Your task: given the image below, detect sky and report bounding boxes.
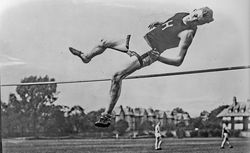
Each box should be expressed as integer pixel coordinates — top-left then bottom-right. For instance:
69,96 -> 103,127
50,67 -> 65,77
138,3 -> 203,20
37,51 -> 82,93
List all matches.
0,0 -> 249,117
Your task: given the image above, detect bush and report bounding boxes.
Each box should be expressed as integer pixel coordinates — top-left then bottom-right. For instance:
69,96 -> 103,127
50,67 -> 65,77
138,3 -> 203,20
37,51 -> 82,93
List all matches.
208,128 -> 221,137
230,130 -> 241,137
165,131 -> 174,137
190,130 -> 198,137
176,128 -> 185,138
199,130 -> 209,137
114,120 -> 129,136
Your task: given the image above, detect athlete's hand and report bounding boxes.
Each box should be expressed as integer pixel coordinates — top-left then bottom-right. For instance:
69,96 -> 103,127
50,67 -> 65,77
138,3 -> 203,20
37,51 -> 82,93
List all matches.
150,49 -> 160,60
148,21 -> 161,29
126,50 -> 136,57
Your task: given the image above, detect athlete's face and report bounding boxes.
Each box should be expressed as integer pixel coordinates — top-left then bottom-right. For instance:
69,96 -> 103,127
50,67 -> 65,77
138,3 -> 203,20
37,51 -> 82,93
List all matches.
184,9 -> 205,25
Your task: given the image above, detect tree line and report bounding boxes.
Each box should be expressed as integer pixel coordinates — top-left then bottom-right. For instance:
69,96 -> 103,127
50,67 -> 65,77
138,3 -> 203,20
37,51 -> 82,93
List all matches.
1,75 -> 230,138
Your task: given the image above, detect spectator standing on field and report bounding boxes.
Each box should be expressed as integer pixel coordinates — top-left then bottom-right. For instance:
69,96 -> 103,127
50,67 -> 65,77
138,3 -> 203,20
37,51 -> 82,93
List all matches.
220,122 -> 233,149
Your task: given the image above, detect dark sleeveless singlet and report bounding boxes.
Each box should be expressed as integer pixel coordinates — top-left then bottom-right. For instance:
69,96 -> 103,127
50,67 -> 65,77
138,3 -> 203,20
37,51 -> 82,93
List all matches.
144,12 -> 197,53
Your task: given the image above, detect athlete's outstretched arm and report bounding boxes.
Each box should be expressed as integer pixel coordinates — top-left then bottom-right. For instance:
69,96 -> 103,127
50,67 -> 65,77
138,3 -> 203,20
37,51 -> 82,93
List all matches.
157,30 -> 195,66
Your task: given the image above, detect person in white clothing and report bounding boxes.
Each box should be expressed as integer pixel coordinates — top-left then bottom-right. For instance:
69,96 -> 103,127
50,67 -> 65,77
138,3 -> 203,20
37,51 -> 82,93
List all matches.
155,122 -> 162,150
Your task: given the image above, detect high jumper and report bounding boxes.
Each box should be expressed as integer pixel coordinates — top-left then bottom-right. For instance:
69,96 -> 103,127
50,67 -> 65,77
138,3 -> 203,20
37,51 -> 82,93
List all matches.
69,7 -> 214,127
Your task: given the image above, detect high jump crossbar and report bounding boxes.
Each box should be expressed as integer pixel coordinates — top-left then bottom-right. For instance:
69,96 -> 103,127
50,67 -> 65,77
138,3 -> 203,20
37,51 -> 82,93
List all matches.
1,65 -> 250,87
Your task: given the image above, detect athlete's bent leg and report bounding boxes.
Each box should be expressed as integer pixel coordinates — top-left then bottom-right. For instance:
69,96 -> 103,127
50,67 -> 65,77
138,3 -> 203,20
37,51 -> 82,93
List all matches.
69,35 -> 131,63
95,58 -> 142,127
106,59 -> 142,114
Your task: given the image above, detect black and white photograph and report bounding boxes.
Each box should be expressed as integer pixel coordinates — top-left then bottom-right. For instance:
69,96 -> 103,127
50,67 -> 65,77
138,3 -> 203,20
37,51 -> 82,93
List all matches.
0,0 -> 249,152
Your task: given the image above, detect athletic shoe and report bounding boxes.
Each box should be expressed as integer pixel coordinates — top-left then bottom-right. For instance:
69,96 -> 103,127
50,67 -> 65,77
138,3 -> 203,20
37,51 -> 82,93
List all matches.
220,147 -> 224,149
95,113 -> 112,127
156,148 -> 162,150
229,145 -> 233,148
69,47 -> 90,63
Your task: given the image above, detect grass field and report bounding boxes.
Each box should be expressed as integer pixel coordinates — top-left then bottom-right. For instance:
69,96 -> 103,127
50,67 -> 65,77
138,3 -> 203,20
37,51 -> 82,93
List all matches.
3,137 -> 250,153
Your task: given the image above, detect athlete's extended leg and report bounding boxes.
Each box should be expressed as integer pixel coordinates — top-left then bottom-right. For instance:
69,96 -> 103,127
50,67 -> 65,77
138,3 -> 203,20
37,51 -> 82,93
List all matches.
95,57 -> 142,127
69,35 -> 131,63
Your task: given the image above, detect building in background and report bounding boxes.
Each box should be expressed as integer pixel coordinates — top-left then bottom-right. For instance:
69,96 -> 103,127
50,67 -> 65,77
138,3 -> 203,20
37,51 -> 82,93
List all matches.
217,97 -> 250,132
113,105 -> 190,131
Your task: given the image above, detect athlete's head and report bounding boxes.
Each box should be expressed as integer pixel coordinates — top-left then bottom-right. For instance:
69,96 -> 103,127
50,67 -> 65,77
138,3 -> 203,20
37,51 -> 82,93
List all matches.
184,7 -> 214,26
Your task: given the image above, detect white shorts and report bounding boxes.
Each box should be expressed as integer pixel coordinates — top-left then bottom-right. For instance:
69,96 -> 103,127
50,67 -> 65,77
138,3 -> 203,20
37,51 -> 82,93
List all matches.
155,133 -> 161,138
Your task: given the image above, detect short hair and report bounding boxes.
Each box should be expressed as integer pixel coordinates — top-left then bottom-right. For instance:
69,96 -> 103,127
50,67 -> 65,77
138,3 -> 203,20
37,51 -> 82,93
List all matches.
197,7 -> 214,24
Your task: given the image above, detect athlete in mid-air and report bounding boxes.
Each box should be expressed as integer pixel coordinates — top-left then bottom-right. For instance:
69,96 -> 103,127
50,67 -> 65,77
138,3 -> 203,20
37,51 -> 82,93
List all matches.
69,7 -> 214,127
